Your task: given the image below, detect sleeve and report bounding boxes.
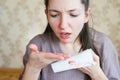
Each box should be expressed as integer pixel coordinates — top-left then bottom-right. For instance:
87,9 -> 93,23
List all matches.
101,36 -> 120,80
19,35 -> 43,80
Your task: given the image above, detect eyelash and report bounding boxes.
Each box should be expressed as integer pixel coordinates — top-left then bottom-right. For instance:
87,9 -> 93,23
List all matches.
50,14 -> 59,18
70,14 -> 79,17
50,14 -> 79,18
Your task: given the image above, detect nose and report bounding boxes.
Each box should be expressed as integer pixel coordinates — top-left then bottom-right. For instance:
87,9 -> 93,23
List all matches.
59,15 -> 68,30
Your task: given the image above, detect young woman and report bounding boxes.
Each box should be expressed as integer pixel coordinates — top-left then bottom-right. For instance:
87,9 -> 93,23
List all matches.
19,0 -> 120,80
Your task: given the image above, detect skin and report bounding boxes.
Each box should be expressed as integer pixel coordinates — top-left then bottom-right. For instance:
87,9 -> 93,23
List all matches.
46,0 -> 90,44
22,0 -> 108,80
22,44 -> 69,80
45,0 -> 90,55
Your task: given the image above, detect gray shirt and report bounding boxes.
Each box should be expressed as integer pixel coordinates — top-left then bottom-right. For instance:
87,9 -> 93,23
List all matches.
19,30 -> 120,80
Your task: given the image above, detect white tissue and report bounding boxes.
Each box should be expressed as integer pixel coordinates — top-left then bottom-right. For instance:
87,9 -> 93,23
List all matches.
51,49 -> 95,73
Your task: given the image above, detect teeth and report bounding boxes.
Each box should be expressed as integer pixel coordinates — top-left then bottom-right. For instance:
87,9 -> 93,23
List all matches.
64,33 -> 68,35
63,33 -> 70,35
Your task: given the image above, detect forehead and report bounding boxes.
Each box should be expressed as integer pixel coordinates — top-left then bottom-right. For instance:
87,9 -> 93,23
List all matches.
48,0 -> 84,11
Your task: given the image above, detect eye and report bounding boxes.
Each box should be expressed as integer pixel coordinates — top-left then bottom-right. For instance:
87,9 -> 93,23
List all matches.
70,14 -> 79,17
50,14 -> 59,18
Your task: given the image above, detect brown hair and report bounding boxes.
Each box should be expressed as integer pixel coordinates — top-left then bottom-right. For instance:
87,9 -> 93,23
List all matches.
44,0 -> 101,80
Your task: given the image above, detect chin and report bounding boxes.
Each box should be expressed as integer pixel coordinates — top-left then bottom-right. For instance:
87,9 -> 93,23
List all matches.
60,39 -> 73,44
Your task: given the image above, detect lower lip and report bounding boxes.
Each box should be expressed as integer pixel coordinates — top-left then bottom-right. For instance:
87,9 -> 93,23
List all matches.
60,33 -> 71,39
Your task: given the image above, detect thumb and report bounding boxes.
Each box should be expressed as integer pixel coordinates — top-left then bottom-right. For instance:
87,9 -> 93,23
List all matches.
91,50 -> 100,65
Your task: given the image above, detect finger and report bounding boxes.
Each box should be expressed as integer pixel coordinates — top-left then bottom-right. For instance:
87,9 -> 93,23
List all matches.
91,50 -> 99,64
77,67 -> 87,73
29,44 -> 39,53
79,66 -> 91,73
43,52 -> 65,60
54,53 -> 70,58
91,50 -> 99,59
62,54 -> 70,58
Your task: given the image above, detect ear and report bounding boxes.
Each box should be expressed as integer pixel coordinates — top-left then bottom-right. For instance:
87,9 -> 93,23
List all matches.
45,9 -> 48,15
84,8 -> 91,23
45,9 -> 49,20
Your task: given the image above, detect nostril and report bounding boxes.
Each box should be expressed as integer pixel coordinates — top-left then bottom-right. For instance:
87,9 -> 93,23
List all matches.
59,22 -> 68,29
59,16 -> 68,29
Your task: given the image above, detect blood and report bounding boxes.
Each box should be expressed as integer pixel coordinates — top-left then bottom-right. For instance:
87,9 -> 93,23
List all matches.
68,60 -> 76,65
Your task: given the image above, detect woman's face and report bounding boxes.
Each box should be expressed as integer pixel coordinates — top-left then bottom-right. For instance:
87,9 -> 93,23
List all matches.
46,0 -> 90,44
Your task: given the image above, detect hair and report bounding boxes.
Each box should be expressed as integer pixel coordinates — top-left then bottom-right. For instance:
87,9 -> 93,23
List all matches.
44,0 -> 101,80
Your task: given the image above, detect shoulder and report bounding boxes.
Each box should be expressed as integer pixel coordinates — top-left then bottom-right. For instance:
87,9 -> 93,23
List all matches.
90,29 -> 112,46
28,33 -> 58,50
90,29 -> 117,57
91,29 -> 119,61
26,33 -> 51,50
29,33 -> 51,43
91,30 -> 120,78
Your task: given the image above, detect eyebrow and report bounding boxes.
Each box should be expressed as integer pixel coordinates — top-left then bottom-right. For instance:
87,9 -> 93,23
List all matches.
68,9 -> 77,12
48,9 -> 59,12
48,9 -> 79,12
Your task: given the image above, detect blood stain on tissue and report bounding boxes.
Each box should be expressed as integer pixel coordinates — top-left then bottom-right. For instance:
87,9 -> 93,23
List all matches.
68,60 -> 76,65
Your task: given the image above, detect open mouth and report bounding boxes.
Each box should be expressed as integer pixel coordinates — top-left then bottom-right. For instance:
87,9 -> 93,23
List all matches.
60,32 -> 71,39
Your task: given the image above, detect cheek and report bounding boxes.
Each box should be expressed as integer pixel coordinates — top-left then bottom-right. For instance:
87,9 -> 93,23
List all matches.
71,19 -> 84,30
70,19 -> 85,36
71,15 -> 85,28
48,19 -> 59,31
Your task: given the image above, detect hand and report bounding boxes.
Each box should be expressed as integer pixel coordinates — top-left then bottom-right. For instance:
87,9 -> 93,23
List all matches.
78,50 -> 108,80
27,44 -> 69,69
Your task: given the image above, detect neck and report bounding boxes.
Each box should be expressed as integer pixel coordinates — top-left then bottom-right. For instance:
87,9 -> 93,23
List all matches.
60,39 -> 81,55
